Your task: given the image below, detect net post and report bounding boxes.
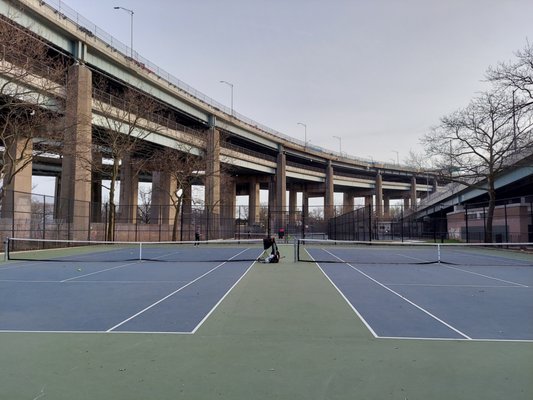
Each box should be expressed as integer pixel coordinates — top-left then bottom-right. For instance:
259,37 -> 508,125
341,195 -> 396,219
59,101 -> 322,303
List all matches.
437,243 -> 441,264
293,237 -> 297,262
139,242 -> 143,261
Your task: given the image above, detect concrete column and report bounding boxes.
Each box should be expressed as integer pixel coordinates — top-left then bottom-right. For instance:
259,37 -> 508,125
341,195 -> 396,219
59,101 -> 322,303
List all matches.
1,136 -> 33,232
205,122 -> 220,239
220,174 -> 236,238
404,197 -> 410,210
151,171 -> 172,225
365,195 -> 373,208
343,191 -> 354,214
181,184 -> 192,240
268,177 -> 276,235
375,173 -> 383,217
302,190 -> 309,238
275,144 -> 287,229
91,151 -> 102,223
118,154 -> 138,223
289,189 -> 298,230
325,160 -> 334,220
248,179 -> 260,226
384,196 -> 390,217
59,64 -> 92,239
410,176 -> 417,209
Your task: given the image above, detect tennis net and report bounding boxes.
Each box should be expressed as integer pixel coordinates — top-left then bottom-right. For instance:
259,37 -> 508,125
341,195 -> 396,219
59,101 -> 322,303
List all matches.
5,237 -> 269,263
296,238 -> 533,266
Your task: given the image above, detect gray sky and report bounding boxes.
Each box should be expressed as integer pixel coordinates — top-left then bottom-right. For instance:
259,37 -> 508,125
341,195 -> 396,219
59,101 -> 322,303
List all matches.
55,0 -> 532,164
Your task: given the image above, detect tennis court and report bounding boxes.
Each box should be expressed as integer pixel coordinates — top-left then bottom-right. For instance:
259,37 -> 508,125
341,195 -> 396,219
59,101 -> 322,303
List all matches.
1,239 -> 532,400
301,239 -> 533,341
0,240 -> 264,333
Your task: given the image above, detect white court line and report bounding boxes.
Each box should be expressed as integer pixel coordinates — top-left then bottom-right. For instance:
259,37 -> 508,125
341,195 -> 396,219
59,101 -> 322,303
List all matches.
323,249 -> 472,340
191,251 -> 262,334
443,265 -> 529,288
376,335 -> 533,343
385,283 -> 525,288
316,262 -> 379,338
0,279 -> 190,284
305,248 -> 378,338
60,261 -> 142,282
106,248 -> 250,332
0,260 -> 48,270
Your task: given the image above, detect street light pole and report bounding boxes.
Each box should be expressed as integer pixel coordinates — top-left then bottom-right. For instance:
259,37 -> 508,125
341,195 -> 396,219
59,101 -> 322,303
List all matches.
333,135 -> 342,155
297,122 -> 307,147
114,6 -> 134,58
219,80 -> 234,116
392,150 -> 399,165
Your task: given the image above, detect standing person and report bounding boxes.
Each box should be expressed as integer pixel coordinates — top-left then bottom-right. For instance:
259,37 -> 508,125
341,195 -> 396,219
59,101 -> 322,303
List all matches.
278,227 -> 285,242
194,230 -> 201,246
262,236 -> 280,263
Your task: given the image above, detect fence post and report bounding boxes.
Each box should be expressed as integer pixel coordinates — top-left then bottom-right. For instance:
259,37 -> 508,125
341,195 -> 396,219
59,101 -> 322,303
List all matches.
465,203 -> 469,243
368,204 -> 372,242
504,203 -> 509,242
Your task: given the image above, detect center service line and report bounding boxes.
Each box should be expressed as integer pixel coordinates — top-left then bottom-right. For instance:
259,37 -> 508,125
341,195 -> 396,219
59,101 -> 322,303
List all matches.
106,248 -> 250,332
324,250 -> 472,340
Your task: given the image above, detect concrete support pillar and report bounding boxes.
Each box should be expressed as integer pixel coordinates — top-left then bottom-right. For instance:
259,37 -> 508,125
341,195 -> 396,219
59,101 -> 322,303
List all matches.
302,190 -> 309,238
268,177 -> 276,235
404,197 -> 410,210
410,176 -> 417,209
343,191 -> 354,214
275,144 -> 287,229
1,136 -> 33,232
365,195 -> 373,208
384,196 -> 390,217
59,64 -> 93,239
90,150 -> 102,223
181,184 -> 192,241
151,171 -> 172,225
118,154 -> 138,223
325,160 -> 334,220
375,173 -> 383,217
205,122 -> 220,239
248,179 -> 260,226
289,189 -> 298,230
220,174 -> 236,238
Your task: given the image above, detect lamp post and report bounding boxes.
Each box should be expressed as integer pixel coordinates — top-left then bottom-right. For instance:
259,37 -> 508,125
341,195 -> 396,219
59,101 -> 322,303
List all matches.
176,188 -> 184,241
333,135 -> 342,155
297,122 -> 307,147
391,150 -> 399,165
219,80 -> 234,116
113,6 -> 134,58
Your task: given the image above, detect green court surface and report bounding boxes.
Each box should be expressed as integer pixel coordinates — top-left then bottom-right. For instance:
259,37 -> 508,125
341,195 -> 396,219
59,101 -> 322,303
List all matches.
1,246 -> 532,400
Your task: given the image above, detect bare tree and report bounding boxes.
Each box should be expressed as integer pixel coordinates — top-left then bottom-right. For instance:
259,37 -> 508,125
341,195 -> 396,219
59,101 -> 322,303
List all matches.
150,129 -> 235,241
90,80 -> 164,240
487,42 -> 533,108
151,144 -> 205,241
403,149 -> 434,170
423,89 -> 533,242
0,15 -> 67,205
137,184 -> 151,223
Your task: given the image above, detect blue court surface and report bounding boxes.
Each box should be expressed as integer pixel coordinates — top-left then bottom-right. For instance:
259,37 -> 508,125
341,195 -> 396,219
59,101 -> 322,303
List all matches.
313,252 -> 533,341
0,247 -> 262,333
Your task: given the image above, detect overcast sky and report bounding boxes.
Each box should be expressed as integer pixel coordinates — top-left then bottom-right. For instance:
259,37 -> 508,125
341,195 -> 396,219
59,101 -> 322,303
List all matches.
51,0 -> 532,165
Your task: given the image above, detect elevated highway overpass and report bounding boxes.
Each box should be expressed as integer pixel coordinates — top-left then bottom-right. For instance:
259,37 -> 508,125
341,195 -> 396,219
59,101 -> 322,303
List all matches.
1,0 -> 440,239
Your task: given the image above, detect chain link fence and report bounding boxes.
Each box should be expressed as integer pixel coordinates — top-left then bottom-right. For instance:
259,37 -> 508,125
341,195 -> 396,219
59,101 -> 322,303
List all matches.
1,190 -> 531,244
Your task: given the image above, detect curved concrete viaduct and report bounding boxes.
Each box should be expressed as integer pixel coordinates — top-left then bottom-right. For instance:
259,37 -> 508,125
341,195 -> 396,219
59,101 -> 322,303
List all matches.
0,0 -> 437,239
